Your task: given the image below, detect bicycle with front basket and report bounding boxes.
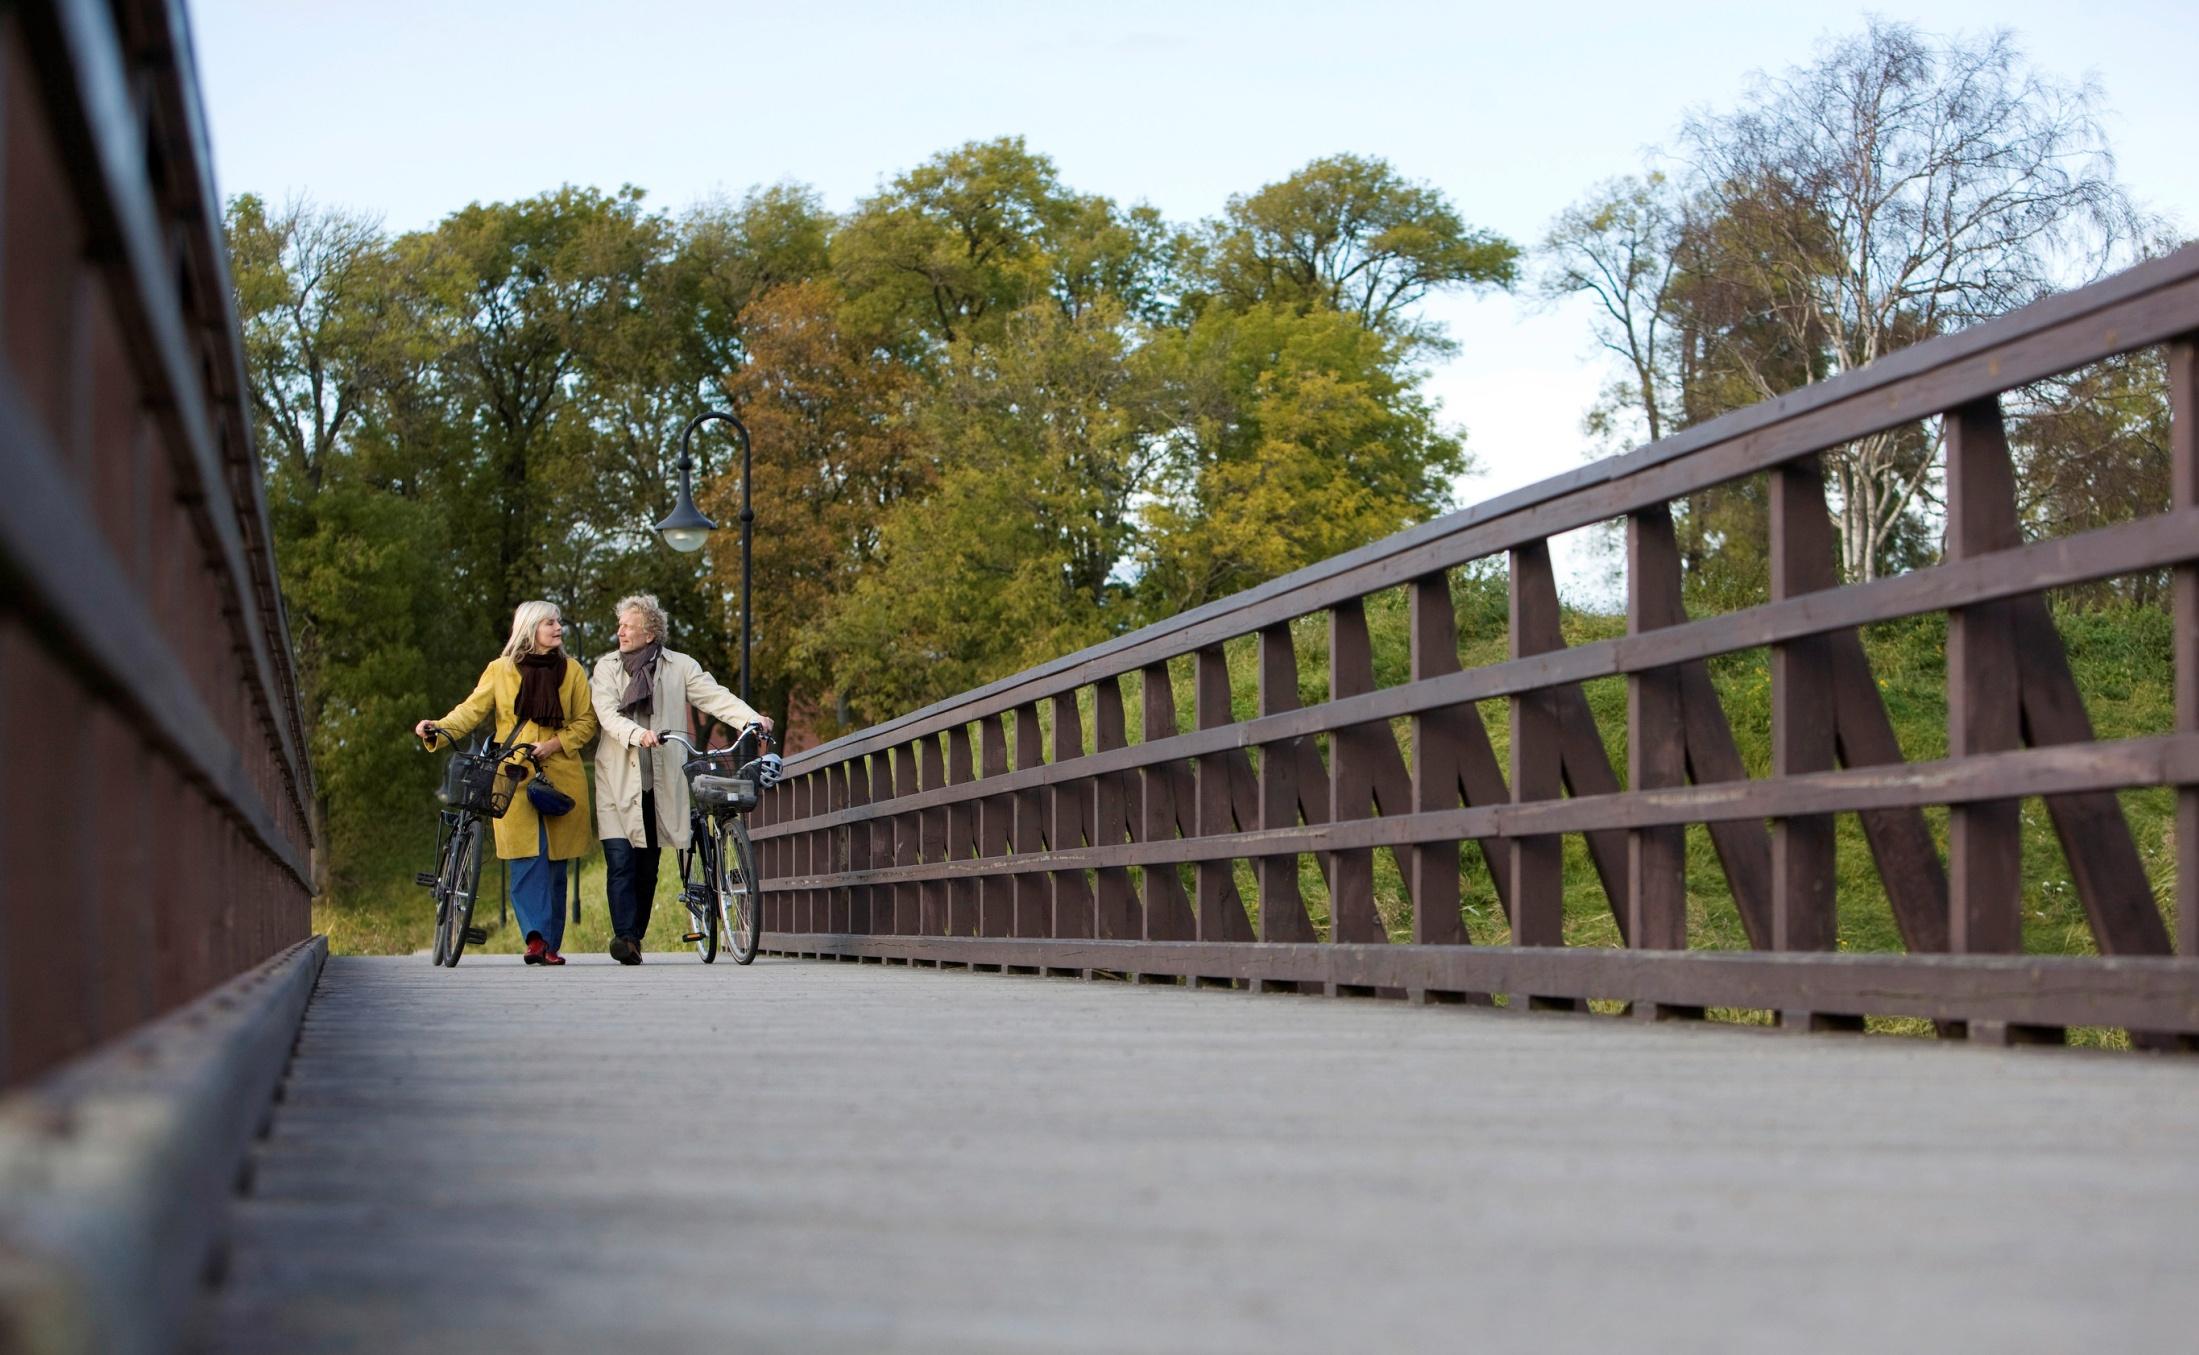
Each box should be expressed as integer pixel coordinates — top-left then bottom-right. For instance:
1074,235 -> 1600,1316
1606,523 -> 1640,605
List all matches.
415,723 -> 537,967
655,725 -> 780,963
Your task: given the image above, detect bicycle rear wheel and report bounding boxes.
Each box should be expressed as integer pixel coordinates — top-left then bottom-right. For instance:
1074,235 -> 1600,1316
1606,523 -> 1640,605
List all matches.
689,829 -> 720,963
718,818 -> 762,964
442,821 -> 484,967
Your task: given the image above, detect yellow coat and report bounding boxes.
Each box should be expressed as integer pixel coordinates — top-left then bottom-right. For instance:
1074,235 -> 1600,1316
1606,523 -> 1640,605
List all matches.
434,656 -> 598,861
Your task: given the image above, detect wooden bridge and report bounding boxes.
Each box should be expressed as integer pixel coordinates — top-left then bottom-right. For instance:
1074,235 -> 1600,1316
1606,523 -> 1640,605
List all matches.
2,1 -> 2197,1352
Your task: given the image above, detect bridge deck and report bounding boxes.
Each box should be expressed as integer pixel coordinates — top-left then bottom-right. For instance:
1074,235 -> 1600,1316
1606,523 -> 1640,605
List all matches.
195,954 -> 2197,1353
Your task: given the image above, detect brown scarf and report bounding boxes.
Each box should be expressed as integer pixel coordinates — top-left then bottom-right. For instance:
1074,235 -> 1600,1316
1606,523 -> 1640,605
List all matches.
619,640 -> 663,716
515,651 -> 566,729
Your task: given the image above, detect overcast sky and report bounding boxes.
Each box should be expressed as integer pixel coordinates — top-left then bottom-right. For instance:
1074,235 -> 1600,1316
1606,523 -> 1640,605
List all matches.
192,0 -> 2198,591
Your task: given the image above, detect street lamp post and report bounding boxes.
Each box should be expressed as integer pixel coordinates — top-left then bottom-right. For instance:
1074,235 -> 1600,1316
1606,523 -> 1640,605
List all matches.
655,409 -> 754,705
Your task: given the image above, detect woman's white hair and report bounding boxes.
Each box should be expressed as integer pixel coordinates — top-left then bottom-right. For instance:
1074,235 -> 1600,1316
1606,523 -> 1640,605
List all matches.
500,599 -> 563,661
614,593 -> 670,644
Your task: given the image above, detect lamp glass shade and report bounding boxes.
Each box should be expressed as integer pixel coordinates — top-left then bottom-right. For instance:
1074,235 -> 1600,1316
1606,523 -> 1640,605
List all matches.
655,488 -> 716,553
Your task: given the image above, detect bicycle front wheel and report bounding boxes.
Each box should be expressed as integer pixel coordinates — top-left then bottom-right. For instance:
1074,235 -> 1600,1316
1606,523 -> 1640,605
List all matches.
689,829 -> 720,964
718,818 -> 762,964
442,822 -> 484,967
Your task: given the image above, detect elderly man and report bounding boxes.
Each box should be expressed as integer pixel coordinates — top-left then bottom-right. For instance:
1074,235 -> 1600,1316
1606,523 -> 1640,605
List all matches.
591,593 -> 769,964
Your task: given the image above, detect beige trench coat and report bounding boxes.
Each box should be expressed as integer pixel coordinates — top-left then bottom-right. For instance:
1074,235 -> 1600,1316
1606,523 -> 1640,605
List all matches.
591,648 -> 763,850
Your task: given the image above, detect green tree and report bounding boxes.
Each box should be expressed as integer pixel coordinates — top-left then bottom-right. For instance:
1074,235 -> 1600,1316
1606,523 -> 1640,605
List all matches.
1193,153 -> 1518,353
1137,303 -> 1469,614
804,300 -> 1153,720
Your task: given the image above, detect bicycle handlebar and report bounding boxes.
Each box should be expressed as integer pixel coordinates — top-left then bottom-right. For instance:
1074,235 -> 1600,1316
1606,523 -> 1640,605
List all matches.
418,723 -> 542,765
654,723 -> 772,757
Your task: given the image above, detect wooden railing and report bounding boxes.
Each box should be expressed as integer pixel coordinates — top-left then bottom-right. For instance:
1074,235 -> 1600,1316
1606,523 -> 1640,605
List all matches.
0,0 -> 315,1086
749,244 -> 2199,1048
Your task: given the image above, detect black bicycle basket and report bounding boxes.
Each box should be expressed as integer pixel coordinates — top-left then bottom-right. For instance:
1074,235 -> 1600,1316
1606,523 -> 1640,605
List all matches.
439,749 -> 520,818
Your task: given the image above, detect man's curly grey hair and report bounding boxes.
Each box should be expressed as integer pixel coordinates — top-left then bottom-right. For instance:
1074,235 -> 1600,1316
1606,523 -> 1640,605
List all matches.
613,593 -> 670,643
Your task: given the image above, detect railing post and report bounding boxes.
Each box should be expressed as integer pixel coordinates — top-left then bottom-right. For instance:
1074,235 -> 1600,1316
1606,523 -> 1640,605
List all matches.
1407,576 -> 1469,948
867,750 -> 893,935
1626,508 -> 1688,955
919,736 -> 947,936
946,725 -> 978,936
1194,646 -> 1254,942
1257,624 -> 1318,944
1508,542 -> 1565,950
1050,691 -> 1095,938
1768,460 -> 1839,956
1091,677 -> 1140,939
977,715 -> 1014,937
893,742 -> 921,935
844,755 -> 871,934
1011,704 -> 1048,937
2172,338 -> 2199,962
1945,401 -> 2025,960
1139,664 -> 1197,941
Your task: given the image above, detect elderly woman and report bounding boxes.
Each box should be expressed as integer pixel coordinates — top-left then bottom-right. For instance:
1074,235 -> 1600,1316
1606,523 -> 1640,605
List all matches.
590,593 -> 768,964
414,600 -> 597,965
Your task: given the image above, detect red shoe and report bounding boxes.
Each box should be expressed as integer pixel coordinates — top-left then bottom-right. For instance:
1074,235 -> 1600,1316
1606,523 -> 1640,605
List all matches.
540,949 -> 566,966
524,935 -> 546,965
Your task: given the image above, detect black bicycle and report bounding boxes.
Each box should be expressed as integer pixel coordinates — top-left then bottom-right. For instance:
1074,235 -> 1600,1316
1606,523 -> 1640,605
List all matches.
656,725 -> 779,964
416,724 -> 534,967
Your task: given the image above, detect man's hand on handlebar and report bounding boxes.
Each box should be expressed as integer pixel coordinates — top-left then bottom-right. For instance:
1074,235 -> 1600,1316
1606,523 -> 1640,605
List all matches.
635,729 -> 662,748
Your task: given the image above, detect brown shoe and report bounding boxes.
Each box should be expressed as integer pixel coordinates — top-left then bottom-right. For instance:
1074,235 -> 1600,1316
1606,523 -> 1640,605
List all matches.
540,949 -> 566,966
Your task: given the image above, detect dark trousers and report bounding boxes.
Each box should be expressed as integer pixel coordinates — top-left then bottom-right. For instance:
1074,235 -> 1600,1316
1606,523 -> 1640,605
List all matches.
603,790 -> 661,941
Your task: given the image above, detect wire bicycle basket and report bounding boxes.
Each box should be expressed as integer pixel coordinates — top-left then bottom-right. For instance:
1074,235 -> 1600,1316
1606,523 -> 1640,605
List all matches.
439,748 -> 522,819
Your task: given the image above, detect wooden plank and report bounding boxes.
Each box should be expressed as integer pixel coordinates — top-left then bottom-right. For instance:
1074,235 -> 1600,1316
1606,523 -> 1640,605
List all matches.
823,765 -> 848,933
977,717 -> 1013,937
1011,706 -> 1048,938
2007,599 -> 2173,956
894,741 -> 923,936
761,734 -> 2199,889
1508,543 -> 1565,948
1049,692 -> 1095,939
754,936 -> 2199,1034
868,752 -> 894,933
1137,665 -> 1196,941
844,755 -> 872,934
918,735 -> 948,936
1944,401 -> 2035,1047
1627,509 -> 1688,952
1194,647 -> 1254,942
1256,625 -> 1318,943
946,725 -> 979,937
2174,338 -> 2199,961
1407,578 -> 1469,947
1090,678 -> 1139,940
1770,459 -> 1838,952
1327,600 -> 1399,945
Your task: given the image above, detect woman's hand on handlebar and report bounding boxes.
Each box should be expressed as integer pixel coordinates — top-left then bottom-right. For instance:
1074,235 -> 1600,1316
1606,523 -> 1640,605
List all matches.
532,737 -> 563,760
634,729 -> 662,748
414,719 -> 440,747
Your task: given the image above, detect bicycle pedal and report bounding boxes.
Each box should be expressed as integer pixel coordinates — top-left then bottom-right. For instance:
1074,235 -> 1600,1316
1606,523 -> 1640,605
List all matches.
462,927 -> 489,945
414,872 -> 438,887
682,932 -> 707,943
